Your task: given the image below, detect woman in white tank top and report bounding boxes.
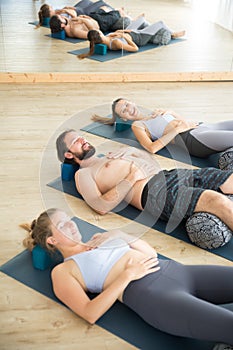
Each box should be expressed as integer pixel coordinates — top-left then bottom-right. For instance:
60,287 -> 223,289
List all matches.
92,98 -> 233,160
21,208 -> 233,348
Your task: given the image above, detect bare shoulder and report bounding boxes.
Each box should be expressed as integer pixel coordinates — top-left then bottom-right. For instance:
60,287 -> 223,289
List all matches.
132,120 -> 145,128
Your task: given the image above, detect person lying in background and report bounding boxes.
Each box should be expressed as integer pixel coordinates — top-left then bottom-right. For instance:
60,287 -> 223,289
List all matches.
37,0 -> 132,32
78,15 -> 185,58
92,97 -> 233,157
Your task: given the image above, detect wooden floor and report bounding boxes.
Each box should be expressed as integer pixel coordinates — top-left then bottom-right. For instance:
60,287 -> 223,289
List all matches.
0,0 -> 233,349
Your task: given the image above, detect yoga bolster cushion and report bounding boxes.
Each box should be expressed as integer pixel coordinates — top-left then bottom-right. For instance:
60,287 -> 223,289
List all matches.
186,211 -> 233,249
218,147 -> 233,170
152,28 -> 171,45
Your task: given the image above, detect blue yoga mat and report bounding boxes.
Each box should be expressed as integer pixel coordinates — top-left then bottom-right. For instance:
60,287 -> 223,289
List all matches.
45,34 -> 85,44
29,21 -> 85,43
81,122 -> 220,168
47,176 -> 233,262
1,216 -> 230,350
68,38 -> 185,62
28,21 -> 49,28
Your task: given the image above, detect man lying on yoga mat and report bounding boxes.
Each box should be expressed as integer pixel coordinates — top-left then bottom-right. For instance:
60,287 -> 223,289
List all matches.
55,130 -> 233,235
50,14 -> 100,39
21,208 -> 233,349
78,15 -> 185,58
92,98 -> 233,158
38,1 -> 132,33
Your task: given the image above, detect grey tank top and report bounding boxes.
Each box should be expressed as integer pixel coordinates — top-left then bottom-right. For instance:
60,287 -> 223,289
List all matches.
107,35 -> 128,50
142,114 -> 175,139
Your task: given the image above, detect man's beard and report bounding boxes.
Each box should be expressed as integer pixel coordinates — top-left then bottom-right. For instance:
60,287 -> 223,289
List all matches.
73,145 -> 96,161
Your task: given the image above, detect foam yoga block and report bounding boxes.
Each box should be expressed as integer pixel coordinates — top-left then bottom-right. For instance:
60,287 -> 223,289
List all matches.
51,30 -> 66,40
218,147 -> 233,170
32,245 -> 53,270
94,44 -> 107,55
43,17 -> 50,26
61,163 -> 80,181
186,212 -> 233,249
32,245 -> 63,270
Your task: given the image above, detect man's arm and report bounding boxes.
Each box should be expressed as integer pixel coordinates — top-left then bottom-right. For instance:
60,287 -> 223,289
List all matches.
75,162 -> 145,215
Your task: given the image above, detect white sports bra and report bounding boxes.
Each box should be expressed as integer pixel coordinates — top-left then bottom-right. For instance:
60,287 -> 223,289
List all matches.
64,238 -> 130,293
142,114 -> 175,139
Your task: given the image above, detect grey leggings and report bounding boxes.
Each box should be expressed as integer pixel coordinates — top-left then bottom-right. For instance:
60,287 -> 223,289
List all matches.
126,17 -> 172,46
123,259 -> 233,344
190,120 -> 233,152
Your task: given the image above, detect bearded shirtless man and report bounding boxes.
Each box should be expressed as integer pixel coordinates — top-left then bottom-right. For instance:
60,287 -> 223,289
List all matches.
56,130 -> 233,233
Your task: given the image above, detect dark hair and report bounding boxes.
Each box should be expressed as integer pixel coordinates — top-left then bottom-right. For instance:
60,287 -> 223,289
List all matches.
37,4 -> 51,28
50,15 -> 62,33
21,208 -> 58,252
91,98 -> 125,125
56,129 -> 78,164
78,30 -> 103,59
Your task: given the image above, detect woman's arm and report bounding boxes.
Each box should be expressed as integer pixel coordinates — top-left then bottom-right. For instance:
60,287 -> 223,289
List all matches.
52,256 -> 159,324
132,120 -> 198,154
111,34 -> 139,52
131,122 -> 179,154
60,9 -> 78,18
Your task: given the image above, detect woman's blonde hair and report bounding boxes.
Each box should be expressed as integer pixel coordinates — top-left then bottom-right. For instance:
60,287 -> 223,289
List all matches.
78,30 -> 103,59
92,98 -> 125,125
20,208 -> 58,252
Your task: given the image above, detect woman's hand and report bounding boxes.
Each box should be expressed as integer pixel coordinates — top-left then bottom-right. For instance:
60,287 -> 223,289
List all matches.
149,108 -> 167,118
86,232 -> 113,248
125,256 -> 160,281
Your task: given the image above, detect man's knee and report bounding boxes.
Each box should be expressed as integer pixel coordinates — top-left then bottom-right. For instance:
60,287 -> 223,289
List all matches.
194,190 -> 233,215
220,173 -> 233,194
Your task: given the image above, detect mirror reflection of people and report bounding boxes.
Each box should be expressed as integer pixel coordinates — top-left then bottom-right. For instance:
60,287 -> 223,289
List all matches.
78,15 -> 185,58
21,208 -> 233,349
37,1 -> 132,32
92,98 -> 233,157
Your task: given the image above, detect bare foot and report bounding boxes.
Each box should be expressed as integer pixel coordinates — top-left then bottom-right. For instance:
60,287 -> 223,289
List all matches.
171,30 -> 185,39
135,13 -> 145,20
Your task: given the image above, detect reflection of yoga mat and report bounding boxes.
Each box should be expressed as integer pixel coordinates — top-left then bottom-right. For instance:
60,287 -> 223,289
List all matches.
68,38 -> 185,62
28,21 -> 49,28
81,122 -> 220,168
45,34 -> 85,44
28,22 -> 85,43
47,177 -> 233,262
1,217 -> 230,350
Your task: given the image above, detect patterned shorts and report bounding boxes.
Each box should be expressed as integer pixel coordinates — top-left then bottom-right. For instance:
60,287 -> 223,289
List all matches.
142,167 -> 233,222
